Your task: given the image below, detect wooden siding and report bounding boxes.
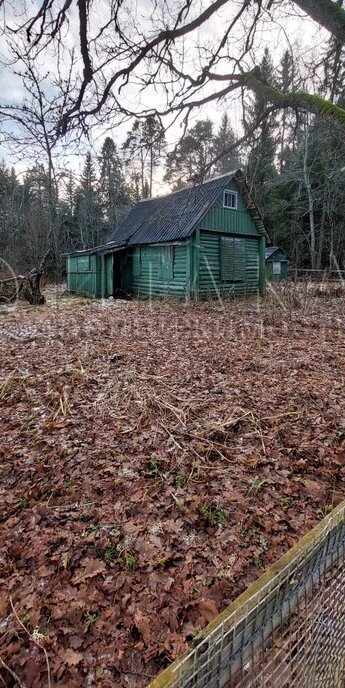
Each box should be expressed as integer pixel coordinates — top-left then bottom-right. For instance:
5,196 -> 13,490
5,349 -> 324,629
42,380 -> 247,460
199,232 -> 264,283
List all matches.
220,237 -> 246,282
67,254 -> 101,297
266,260 -> 288,281
131,243 -> 187,298
66,177 -> 267,300
200,180 -> 259,236
105,254 -> 113,296
199,231 -> 260,296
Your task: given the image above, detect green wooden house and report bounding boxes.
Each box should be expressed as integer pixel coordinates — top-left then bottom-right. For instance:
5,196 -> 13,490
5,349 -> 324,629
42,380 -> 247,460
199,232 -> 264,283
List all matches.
66,170 -> 269,300
265,246 -> 288,281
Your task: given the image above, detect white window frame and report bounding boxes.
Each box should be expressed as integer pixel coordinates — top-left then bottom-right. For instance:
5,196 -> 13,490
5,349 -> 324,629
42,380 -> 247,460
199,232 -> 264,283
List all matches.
223,189 -> 238,210
272,261 -> 281,275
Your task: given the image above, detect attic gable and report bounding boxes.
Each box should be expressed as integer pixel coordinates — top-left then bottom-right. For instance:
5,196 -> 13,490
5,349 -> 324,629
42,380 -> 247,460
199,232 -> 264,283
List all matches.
107,170 -> 269,247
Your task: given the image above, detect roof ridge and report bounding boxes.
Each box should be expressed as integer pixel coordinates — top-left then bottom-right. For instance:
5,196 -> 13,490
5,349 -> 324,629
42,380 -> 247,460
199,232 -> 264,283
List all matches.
106,167 -> 270,246
138,170 -> 239,203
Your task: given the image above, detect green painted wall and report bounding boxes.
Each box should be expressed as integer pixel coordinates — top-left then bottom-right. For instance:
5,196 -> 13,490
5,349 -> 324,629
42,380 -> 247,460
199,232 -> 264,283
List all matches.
105,254 -> 113,296
131,243 -> 187,298
66,181 -> 267,300
198,231 -> 260,296
200,180 -> 259,236
67,254 -> 101,297
266,260 -> 288,281
266,250 -> 288,281
67,230 -> 265,300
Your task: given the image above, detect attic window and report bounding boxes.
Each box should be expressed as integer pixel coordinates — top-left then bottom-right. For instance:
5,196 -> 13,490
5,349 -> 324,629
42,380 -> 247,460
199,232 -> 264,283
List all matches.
223,190 -> 237,210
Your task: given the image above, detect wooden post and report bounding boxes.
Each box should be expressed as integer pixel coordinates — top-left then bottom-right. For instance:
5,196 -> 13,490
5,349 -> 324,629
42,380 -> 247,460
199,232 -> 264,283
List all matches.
192,228 -> 200,299
258,235 -> 266,295
185,238 -> 192,301
100,254 -> 106,298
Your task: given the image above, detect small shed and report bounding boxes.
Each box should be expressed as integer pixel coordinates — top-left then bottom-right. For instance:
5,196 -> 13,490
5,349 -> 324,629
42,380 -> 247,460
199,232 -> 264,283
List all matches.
66,169 -> 269,300
265,246 -> 288,281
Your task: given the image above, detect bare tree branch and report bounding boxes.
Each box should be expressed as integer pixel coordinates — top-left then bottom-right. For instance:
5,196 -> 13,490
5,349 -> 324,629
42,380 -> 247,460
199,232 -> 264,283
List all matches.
1,0 -> 345,136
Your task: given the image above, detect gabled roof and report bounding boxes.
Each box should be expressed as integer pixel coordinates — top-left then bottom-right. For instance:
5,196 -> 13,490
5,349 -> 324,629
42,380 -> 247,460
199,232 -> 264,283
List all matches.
107,169 -> 269,246
265,246 -> 287,260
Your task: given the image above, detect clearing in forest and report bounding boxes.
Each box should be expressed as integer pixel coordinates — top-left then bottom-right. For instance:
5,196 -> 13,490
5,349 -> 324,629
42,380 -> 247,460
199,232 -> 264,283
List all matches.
0,286 -> 344,687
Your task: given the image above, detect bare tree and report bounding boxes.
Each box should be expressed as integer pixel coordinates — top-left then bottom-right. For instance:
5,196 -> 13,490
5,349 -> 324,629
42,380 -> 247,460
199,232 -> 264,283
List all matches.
0,0 -> 344,138
0,35 -> 77,270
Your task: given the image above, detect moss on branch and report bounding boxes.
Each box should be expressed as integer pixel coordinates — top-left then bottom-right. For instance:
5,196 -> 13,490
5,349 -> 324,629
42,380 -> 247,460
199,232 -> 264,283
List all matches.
242,73 -> 345,127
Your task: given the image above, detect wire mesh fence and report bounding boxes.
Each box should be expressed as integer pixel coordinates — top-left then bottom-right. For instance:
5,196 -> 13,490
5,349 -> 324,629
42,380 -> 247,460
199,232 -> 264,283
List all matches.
150,501 -> 345,688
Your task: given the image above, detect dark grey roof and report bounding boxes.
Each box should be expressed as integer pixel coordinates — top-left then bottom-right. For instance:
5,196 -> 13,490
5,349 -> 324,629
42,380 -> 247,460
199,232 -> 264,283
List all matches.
265,246 -> 287,260
107,170 -> 269,246
265,246 -> 279,259
65,242 -> 124,257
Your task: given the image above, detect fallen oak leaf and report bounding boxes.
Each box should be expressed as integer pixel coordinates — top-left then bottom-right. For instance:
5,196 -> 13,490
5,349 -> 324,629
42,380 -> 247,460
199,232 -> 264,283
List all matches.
72,558 -> 107,585
59,648 -> 84,667
197,597 -> 219,623
303,479 -> 326,500
133,610 -> 151,645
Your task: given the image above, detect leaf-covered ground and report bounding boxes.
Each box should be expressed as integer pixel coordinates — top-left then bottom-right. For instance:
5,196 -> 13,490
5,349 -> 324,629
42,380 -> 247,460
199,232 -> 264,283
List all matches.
0,286 -> 344,687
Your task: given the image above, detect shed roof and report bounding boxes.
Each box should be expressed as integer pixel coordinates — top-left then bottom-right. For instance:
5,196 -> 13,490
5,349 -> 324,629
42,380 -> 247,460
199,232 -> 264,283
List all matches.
107,169 -> 269,246
265,246 -> 287,260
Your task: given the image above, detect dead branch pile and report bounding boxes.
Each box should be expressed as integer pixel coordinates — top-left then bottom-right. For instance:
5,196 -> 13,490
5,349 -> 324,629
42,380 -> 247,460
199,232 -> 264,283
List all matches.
0,250 -> 50,305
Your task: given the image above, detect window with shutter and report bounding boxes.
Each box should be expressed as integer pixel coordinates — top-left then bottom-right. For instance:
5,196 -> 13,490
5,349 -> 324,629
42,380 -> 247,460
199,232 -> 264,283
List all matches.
220,237 -> 245,282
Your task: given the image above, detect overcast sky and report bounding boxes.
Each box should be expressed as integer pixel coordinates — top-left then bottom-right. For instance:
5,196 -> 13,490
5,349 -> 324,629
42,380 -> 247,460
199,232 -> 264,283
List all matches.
0,0 -> 328,191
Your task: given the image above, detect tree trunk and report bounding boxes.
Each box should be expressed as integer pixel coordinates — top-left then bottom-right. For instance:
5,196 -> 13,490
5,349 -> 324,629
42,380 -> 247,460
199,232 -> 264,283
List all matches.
149,148 -> 153,197
140,149 -> 145,197
280,111 -> 286,172
316,188 -> 327,269
0,250 -> 50,305
303,123 -> 316,269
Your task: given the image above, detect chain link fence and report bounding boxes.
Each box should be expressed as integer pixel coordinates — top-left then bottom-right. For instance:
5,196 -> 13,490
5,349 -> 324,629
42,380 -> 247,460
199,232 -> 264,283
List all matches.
150,501 -> 345,688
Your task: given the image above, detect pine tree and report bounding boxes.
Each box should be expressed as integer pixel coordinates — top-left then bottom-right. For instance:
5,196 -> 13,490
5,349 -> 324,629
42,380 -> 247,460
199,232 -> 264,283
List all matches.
164,119 -> 214,187
122,121 -> 145,197
59,172 -> 78,250
277,51 -> 297,170
74,152 -> 102,248
65,171 -> 75,215
99,137 -> 129,230
81,152 -> 96,194
122,117 -> 165,197
0,164 -> 19,256
246,48 -> 277,224
212,114 -> 240,175
140,116 -> 166,196
19,164 -> 53,267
